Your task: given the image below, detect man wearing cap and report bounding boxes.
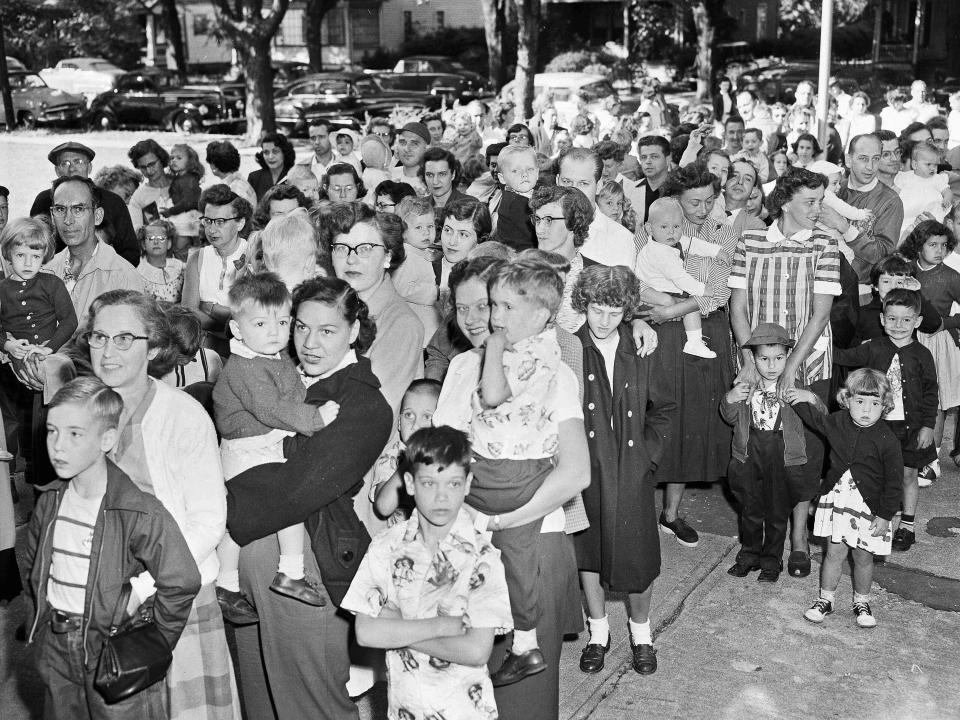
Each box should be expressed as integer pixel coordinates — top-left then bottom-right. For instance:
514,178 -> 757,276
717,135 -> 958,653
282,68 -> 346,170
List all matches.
391,122 -> 430,196
29,142 -> 139,266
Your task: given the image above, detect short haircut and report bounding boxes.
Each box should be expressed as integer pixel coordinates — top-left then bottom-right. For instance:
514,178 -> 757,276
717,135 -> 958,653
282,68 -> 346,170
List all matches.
199,184 -> 253,221
485,142 -> 507,162
375,180 -> 417,206
164,304 -> 203,359
570,263 -> 642,316
912,140 -> 940,162
882,287 -> 922,315
647,196 -> 683,222
516,248 -> 571,276
51,175 -> 102,209
439,197 -> 492,244
595,140 -> 624,164
254,182 -> 310,229
227,271 -> 291,313
48,376 -> 124,431
206,140 -> 241,174
396,196 -> 435,225
724,116 -> 745,129
422,112 -> 445,131
661,162 -> 721,198
403,378 -> 442,403
926,116 -> 948,133
847,133 -> 881,156
529,185 -> 593,248
324,163 -> 365,197
1,216 -> 56,263
558,147 -> 603,182
636,134 -> 670,156
0,185 -> 8,198
743,127 -> 763,141
404,425 -> 472,475
93,165 -> 142,193
308,118 -> 333,133
900,219 -> 958,259
767,167 -> 828,220
870,253 -> 915,285
875,129 -> 897,143
838,368 -> 894,414
497,144 -> 538,170
489,259 -> 564,317
136,219 -> 178,256
260,208 -> 322,275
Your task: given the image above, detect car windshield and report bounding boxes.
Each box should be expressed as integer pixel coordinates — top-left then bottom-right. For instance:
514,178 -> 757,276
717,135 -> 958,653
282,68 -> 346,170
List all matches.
290,80 -> 350,96
89,62 -> 119,72
22,74 -> 46,88
579,81 -> 615,101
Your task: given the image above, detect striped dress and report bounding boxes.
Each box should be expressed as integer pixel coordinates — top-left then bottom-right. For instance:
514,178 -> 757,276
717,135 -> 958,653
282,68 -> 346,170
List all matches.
729,224 -> 842,385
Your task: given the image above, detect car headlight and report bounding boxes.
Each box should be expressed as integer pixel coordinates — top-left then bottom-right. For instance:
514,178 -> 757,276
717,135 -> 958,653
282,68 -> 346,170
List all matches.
234,99 -> 244,110
198,104 -> 209,116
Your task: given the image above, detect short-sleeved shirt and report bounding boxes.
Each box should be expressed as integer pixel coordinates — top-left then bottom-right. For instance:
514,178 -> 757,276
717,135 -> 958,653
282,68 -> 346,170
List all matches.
470,328 -> 561,460
137,257 -> 184,303
341,508 -> 511,720
728,224 -> 842,384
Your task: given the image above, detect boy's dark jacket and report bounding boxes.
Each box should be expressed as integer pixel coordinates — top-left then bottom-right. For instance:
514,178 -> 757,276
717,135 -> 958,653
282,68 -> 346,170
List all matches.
720,384 -> 809,466
24,460 -> 201,670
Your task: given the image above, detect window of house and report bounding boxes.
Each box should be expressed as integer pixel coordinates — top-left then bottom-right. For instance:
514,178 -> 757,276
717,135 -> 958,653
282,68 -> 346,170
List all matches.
192,14 -> 211,36
351,8 -> 380,49
436,11 -> 444,29
276,9 -> 305,46
325,8 -> 345,46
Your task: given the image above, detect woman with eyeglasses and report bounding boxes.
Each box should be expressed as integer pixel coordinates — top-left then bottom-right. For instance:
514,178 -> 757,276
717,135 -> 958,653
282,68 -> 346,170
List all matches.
181,184 -> 254,357
247,132 -> 296,203
321,202 -> 424,429
126,139 -> 172,233
59,289 -> 240,719
323,163 -> 365,202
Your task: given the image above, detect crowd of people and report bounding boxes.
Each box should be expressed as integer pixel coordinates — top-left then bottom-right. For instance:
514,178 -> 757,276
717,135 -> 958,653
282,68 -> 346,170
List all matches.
1,76 -> 959,720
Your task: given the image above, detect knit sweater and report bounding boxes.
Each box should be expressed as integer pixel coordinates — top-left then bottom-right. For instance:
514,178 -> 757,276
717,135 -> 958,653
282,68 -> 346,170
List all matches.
0,272 -> 78,351
913,262 -> 960,336
853,290 -> 941,344
835,180 -> 902,282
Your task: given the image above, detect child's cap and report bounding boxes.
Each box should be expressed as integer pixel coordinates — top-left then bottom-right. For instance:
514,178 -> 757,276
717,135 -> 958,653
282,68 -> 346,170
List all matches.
806,160 -> 841,176
742,323 -> 795,349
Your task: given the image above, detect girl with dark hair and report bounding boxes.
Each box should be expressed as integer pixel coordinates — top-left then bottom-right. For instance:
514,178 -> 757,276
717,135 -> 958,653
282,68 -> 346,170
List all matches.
127,138 -> 172,231
790,132 -> 822,169
437,196 -> 493,292
248,132 -> 296,202
226,275 -> 393,720
252,182 -> 311,230
506,123 -> 536,147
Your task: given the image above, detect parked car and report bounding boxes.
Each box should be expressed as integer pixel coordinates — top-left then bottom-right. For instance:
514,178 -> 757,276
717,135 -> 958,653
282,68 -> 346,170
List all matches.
85,68 -> 242,132
0,71 -> 85,128
5,57 -> 27,72
392,55 -> 489,95
499,72 -> 619,129
274,71 -> 441,136
39,57 -> 125,97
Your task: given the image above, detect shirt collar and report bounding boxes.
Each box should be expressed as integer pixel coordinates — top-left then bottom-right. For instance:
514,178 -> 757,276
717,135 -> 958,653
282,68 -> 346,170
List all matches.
229,338 -> 280,360
298,348 -> 358,387
401,507 -> 480,552
767,223 -> 813,244
846,176 -> 879,192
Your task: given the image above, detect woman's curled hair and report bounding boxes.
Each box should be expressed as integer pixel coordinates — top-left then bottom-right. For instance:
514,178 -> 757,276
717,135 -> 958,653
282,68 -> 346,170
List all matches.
899,220 -> 957,260
291,276 -> 376,355
766,167 -> 828,220
570,264 -> 642,317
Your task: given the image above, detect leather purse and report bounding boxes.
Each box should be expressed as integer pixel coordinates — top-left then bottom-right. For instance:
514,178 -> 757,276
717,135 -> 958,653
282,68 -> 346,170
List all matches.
94,583 -> 172,704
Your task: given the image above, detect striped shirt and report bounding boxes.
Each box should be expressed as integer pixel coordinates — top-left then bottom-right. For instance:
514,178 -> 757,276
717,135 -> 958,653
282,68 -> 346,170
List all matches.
47,483 -> 103,614
635,217 -> 738,316
728,224 -> 842,384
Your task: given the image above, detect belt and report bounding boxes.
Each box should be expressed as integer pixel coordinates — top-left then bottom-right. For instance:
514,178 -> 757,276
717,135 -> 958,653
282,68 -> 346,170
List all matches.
50,609 -> 83,634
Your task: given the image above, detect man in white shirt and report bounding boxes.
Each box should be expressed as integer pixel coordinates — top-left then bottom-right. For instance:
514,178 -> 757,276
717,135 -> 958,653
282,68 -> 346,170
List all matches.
301,120 -> 336,184
557,148 -> 636,268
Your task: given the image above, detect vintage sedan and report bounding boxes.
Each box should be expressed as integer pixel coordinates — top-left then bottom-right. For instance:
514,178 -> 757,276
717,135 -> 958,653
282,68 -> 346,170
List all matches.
0,71 -> 85,128
39,57 -> 125,97
392,55 -> 490,98
85,69 -> 242,132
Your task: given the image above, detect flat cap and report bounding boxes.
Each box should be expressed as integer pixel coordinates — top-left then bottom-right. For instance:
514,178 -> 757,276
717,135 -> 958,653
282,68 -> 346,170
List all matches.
400,122 -> 430,145
48,141 -> 95,165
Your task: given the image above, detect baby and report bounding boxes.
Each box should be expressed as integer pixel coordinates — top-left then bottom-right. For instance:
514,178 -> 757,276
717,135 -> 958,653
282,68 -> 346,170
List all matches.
894,140 -> 953,242
806,161 -> 875,234
491,144 -> 538,252
333,128 -> 362,171
733,128 -> 770,183
635,197 -> 725,358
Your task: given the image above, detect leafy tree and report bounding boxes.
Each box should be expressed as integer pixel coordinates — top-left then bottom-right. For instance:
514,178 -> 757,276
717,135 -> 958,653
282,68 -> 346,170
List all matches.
211,0 -> 290,141
159,0 -> 188,80
779,0 -> 869,34
305,0 -> 339,71
480,0 -> 507,89
513,0 -> 540,119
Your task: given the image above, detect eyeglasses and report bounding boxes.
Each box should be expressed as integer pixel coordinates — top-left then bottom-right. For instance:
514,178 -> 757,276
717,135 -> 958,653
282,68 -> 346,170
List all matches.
330,242 -> 385,259
881,149 -> 902,159
137,159 -> 161,172
145,235 -> 168,242
375,201 -> 396,211
199,216 -> 242,227
328,184 -> 356,196
50,204 -> 93,218
529,214 -> 566,229
56,158 -> 89,171
85,331 -> 149,350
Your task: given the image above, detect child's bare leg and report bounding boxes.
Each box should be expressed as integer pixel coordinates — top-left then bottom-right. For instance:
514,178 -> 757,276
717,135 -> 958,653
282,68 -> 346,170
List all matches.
819,540 -> 848,594
850,547 -> 875,596
627,585 -> 653,625
580,571 -> 606,622
276,523 -> 306,580
216,532 -> 241,592
902,467 -> 919,517
681,309 -> 716,358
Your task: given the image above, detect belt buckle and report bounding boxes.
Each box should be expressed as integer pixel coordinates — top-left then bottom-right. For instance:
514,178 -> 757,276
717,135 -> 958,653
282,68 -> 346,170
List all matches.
50,610 -> 81,633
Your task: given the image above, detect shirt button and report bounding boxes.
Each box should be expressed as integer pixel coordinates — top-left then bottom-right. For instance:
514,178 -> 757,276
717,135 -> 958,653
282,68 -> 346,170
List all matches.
589,430 -> 595,438
588,374 -> 595,381
628,440 -> 634,447
628,410 -> 633,417
588,403 -> 595,410
21,301 -> 25,305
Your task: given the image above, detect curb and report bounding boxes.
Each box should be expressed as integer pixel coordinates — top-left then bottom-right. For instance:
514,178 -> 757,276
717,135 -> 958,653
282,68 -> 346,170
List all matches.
565,533 -> 738,720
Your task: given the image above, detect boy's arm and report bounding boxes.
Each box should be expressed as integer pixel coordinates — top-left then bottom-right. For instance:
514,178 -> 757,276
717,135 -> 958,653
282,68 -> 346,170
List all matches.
231,362 -> 328,435
832,341 -> 870,368
46,277 -> 79,352
878,438 -> 905,521
354,612 -> 468,651
407,627 -> 495,667
373,470 -> 403,520
785,391 -> 831,436
918,349 -> 939,432
479,333 -> 511,408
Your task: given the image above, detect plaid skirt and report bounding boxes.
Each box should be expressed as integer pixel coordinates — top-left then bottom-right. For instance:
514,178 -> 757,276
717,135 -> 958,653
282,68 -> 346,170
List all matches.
167,583 -> 242,720
812,471 -> 893,556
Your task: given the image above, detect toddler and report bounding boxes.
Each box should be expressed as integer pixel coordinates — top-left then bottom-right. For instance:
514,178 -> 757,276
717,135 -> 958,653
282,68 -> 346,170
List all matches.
334,129 -> 362,171
634,197 -> 724,358
342,426 -> 511,720
161,143 -> 203,260
853,253 -> 941,345
393,196 -> 441,343
135,219 -> 184,302
733,128 -> 770,182
212,272 -> 340,622
806,160 -> 875,235
372,379 -> 442,524
24,377 -> 200,718
895,140 -> 953,242
597,179 -> 637,233
491,144 -> 538,252
833,289 -> 938,553
787,369 -> 903,628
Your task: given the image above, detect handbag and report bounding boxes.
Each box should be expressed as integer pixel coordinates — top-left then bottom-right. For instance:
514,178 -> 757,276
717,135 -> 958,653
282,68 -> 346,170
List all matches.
94,582 -> 172,704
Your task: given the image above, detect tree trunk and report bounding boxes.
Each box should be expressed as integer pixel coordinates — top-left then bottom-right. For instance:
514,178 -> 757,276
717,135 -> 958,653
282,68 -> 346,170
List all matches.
0,14 -> 15,131
160,0 -> 188,81
692,0 -> 714,103
480,0 -> 506,90
513,0 -> 539,121
305,0 -> 339,72
244,38 -> 276,140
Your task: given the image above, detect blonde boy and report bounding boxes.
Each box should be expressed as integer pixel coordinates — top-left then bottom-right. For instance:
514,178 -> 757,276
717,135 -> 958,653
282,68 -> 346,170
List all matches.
492,144 -> 539,251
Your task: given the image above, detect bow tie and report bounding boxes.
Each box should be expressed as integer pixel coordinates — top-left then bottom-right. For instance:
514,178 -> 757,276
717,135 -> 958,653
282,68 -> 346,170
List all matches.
233,254 -> 246,271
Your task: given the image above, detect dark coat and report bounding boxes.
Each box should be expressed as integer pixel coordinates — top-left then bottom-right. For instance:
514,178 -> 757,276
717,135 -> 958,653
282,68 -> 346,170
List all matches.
573,323 -> 675,593
226,356 -> 393,605
247,167 -> 288,203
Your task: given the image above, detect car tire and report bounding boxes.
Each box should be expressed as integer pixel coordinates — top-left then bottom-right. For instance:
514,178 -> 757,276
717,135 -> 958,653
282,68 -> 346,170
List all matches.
17,111 -> 36,130
173,112 -> 199,134
87,112 -> 115,131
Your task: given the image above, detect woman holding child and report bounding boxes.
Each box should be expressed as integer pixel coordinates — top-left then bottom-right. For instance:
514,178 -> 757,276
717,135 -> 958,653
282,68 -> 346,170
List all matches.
225,276 -> 393,720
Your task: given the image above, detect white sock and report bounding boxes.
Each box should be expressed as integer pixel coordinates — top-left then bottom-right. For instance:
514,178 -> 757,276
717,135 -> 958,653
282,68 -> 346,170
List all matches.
629,618 -> 652,646
685,330 -> 702,343
217,570 -> 240,593
853,591 -> 871,604
819,588 -> 836,603
930,458 -> 941,473
278,554 -> 305,580
587,615 -> 609,646
512,628 -> 539,654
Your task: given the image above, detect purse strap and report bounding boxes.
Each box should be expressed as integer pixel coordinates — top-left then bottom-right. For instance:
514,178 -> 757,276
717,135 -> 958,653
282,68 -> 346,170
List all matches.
108,583 -> 133,635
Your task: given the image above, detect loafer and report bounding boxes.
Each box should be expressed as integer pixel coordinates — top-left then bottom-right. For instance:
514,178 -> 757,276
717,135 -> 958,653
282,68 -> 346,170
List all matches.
658,513 -> 699,548
727,561 -> 760,578
757,568 -> 780,583
578,637 -> 611,673
630,642 -> 657,675
491,648 -> 547,687
787,550 -> 811,577
216,586 -> 259,625
269,572 -> 329,607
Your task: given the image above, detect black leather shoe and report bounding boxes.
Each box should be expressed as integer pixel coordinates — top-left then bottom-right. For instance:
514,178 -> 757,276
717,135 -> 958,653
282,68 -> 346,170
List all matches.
491,648 -> 547,687
578,637 -> 611,673
631,642 -> 657,675
216,586 -> 259,625
727,561 -> 760,577
758,568 -> 781,583
787,551 -> 811,577
269,572 -> 329,607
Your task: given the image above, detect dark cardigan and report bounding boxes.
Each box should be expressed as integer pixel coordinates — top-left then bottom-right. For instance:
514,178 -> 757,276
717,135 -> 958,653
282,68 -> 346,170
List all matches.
226,355 -> 393,604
